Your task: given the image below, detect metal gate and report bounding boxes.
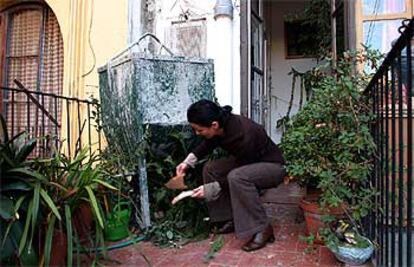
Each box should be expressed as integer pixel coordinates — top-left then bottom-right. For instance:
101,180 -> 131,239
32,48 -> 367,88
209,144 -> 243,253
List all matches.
364,19 -> 413,267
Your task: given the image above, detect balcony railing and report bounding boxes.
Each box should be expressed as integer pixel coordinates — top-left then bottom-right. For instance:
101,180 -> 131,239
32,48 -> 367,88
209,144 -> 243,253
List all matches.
0,80 -> 102,158
364,19 -> 413,267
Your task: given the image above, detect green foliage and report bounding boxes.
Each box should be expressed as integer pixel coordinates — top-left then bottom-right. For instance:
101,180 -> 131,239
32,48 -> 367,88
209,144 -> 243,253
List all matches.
324,219 -> 372,251
0,115 -> 108,266
0,114 -> 42,266
0,126 -> 115,267
99,122 -> 213,247
36,148 -> 115,223
280,48 -> 382,241
203,235 -> 224,263
98,149 -> 135,225
278,0 -> 348,130
142,124 -> 210,247
33,147 -> 116,265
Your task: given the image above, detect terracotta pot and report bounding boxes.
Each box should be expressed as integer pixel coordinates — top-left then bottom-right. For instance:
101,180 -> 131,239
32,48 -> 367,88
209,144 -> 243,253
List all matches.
299,198 -> 345,244
72,202 -> 94,245
304,187 -> 322,201
37,226 -> 68,267
49,229 -> 67,267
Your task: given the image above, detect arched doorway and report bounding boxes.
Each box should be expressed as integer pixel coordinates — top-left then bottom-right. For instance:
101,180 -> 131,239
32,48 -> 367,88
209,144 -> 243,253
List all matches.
0,1 -> 63,154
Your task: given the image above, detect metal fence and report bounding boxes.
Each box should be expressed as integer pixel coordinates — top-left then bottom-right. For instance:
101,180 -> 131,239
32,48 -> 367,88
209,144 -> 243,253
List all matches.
0,80 -> 153,228
364,19 -> 413,267
0,80 -> 102,158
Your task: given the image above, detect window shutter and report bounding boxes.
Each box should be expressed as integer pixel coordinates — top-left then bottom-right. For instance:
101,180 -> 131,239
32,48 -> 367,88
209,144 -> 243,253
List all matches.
40,9 -> 63,96
167,19 -> 207,58
39,10 -> 64,141
5,8 -> 43,136
2,5 -> 63,154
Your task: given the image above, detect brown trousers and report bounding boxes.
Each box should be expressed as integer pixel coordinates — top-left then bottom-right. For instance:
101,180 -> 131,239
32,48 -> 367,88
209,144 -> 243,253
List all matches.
203,157 -> 286,238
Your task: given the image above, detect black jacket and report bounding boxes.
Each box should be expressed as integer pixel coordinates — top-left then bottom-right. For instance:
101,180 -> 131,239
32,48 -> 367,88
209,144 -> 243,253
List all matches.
192,114 -> 285,165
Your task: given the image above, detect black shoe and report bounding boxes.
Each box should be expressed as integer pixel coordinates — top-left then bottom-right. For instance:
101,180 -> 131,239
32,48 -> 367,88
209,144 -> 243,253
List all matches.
213,221 -> 234,234
241,224 -> 274,252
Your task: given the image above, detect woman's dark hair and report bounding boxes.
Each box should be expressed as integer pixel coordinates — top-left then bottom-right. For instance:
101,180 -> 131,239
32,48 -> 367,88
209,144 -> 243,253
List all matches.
187,99 -> 232,127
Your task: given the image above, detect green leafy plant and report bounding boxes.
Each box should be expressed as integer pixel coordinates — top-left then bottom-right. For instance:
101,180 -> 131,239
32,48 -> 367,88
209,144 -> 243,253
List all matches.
142,124 -> 210,247
97,123 -> 211,247
280,48 -> 382,246
326,219 -> 371,249
279,0 -> 347,132
33,147 -> 116,266
203,235 -> 224,263
276,67 -> 321,131
0,130 -> 38,265
0,114 -> 63,267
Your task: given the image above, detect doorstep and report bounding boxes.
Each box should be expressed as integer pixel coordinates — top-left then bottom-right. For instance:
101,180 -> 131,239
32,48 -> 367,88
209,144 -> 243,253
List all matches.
260,182 -> 306,204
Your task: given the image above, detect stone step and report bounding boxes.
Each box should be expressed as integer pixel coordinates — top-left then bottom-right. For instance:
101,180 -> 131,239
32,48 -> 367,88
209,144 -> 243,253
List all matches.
260,182 -> 305,204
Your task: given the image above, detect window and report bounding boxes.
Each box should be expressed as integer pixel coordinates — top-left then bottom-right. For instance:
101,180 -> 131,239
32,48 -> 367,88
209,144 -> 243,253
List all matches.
359,0 -> 412,53
1,3 -> 63,138
284,21 -> 319,59
363,0 -> 406,16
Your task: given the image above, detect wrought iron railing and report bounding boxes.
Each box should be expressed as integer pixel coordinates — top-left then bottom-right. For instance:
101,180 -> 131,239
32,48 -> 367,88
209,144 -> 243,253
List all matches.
0,80 -> 102,158
364,19 -> 413,267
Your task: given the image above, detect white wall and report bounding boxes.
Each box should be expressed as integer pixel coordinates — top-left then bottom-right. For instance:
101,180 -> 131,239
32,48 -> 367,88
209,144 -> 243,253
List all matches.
266,1 -> 317,143
140,0 -> 240,112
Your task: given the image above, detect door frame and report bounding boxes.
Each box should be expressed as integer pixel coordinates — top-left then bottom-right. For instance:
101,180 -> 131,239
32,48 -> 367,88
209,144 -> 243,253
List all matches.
240,0 -> 268,128
240,0 -> 250,117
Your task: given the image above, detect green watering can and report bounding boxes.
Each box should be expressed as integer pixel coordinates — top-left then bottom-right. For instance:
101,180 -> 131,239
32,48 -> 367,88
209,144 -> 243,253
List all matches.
104,202 -> 131,241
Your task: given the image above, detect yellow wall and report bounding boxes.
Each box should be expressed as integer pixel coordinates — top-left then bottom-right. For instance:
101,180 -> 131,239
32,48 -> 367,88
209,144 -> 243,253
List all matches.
46,0 -> 128,98
45,0 -> 128,154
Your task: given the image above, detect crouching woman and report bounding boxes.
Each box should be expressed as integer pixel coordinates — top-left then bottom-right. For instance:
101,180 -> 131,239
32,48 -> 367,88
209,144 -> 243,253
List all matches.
176,99 -> 286,252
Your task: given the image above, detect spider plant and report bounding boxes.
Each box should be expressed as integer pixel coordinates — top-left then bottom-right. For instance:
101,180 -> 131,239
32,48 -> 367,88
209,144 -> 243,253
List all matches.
35,147 -> 117,266
0,114 -> 59,266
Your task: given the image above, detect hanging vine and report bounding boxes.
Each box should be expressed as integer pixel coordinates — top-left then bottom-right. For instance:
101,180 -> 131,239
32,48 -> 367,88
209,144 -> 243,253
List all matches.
276,0 -> 345,133
276,68 -> 308,131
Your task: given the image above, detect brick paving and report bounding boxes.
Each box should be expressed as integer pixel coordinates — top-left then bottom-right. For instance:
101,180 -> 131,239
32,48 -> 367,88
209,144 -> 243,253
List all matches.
100,204 -> 346,267
80,184 -> 376,266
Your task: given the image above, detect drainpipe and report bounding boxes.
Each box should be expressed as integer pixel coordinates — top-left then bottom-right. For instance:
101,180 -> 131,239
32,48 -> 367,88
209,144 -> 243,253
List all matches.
214,0 -> 234,107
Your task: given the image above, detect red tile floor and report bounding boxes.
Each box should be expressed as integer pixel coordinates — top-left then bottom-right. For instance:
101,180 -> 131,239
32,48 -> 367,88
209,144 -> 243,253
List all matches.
99,204 -> 347,267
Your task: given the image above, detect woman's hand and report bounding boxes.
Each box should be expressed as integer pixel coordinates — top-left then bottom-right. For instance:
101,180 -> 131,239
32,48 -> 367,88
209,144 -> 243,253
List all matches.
176,162 -> 188,176
191,185 -> 205,199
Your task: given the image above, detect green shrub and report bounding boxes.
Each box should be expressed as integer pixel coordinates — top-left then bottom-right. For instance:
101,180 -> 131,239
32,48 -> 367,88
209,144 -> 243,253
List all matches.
280,49 -> 381,246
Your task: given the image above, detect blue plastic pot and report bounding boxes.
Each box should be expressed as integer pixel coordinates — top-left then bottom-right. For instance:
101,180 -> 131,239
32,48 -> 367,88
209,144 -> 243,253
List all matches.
331,236 -> 374,265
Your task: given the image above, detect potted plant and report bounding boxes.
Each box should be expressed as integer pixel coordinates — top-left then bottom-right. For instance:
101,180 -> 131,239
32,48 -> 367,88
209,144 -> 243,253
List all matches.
0,114 -> 41,266
326,219 -> 374,265
35,147 -> 117,266
0,113 -> 116,266
280,49 -> 380,247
